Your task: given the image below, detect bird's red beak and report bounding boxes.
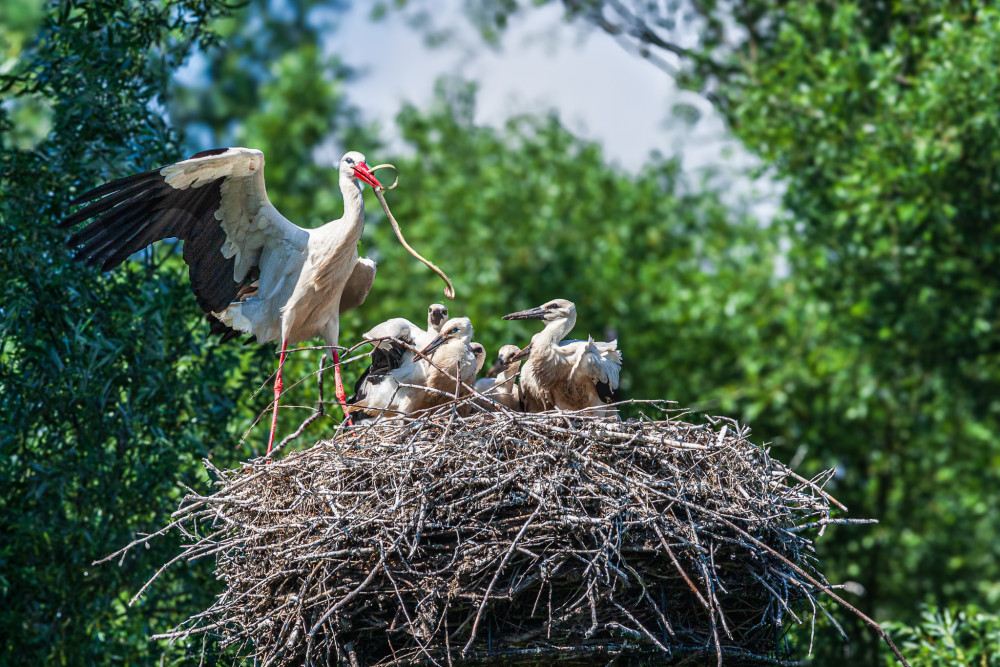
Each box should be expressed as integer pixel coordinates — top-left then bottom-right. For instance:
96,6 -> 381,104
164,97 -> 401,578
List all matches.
353,162 -> 382,189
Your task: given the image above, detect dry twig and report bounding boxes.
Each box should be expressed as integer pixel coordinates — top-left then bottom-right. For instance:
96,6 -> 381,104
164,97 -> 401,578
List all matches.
105,373 -> 902,666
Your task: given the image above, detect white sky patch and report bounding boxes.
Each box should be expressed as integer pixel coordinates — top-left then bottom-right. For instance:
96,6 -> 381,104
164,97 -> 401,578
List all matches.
175,1 -> 781,223
326,3 -> 679,166
321,2 -> 779,221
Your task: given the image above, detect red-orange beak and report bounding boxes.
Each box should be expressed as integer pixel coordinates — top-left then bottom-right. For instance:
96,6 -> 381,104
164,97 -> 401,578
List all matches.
352,161 -> 382,189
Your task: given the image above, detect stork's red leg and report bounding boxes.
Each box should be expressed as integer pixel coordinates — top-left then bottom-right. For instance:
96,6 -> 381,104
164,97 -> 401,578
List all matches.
266,338 -> 288,456
332,349 -> 353,427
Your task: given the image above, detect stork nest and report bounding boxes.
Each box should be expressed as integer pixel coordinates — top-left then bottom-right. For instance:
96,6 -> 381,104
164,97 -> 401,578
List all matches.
110,398 -> 875,666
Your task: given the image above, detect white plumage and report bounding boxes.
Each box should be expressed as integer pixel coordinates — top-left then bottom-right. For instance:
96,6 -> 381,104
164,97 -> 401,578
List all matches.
348,316 -> 479,420
62,147 -> 384,454
503,299 -> 621,417
474,344 -> 524,411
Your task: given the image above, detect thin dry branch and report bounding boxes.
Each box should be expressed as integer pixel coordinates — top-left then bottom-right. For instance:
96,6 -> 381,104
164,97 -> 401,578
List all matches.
109,387 -> 901,666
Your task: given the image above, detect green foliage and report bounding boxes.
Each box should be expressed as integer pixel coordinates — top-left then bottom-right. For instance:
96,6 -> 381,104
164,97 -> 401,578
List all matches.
390,1 -> 1000,664
702,5 -> 1000,663
7,1 -> 1000,666
885,606 -> 1000,667
0,1 -> 246,664
353,79 -> 780,408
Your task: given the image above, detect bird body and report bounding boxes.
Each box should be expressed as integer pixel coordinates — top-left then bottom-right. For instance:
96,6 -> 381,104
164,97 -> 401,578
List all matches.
474,344 -> 523,411
348,316 -> 478,420
503,300 -> 621,417
346,316 -> 433,419
406,317 -> 478,415
62,147 -> 384,453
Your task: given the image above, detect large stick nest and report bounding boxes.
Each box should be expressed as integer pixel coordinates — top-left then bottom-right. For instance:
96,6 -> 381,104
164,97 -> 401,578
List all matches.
117,399 -> 866,666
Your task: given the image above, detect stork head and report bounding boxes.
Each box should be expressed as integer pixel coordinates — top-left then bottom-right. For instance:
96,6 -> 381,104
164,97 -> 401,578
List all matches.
340,151 -> 381,189
420,317 -> 474,356
470,342 -> 487,373
427,303 -> 449,333
502,298 -> 576,323
486,344 -> 523,377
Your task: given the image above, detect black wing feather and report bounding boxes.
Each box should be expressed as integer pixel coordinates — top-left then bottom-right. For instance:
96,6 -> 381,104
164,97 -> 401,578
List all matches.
67,168 -> 161,206
62,179 -> 154,228
348,338 -> 408,413
207,314 -> 245,343
370,340 -> 406,375
348,365 -> 373,405
595,380 -> 616,404
62,151 -> 246,316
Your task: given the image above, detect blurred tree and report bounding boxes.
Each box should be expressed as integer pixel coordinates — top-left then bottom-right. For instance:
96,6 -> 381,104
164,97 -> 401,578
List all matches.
408,1 -> 1000,664
11,1 -> 998,666
0,1 -> 247,664
348,79 -> 781,408
884,606 -> 1000,667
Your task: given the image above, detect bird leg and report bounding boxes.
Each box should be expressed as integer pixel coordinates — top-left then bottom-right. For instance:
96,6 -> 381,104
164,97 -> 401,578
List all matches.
332,349 -> 353,427
266,338 -> 288,456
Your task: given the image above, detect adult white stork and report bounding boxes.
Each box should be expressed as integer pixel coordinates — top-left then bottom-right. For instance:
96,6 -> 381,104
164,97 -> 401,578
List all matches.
503,299 -> 622,417
474,344 -> 523,411
61,147 -> 384,455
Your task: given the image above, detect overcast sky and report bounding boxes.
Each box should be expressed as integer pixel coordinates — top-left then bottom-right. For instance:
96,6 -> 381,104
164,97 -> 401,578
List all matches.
175,1 -> 777,215
330,4 -> 679,164
319,2 -> 777,217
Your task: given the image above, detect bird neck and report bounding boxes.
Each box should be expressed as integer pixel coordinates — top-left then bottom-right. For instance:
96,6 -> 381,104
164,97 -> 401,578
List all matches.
431,339 -> 474,374
535,313 -> 576,348
497,363 -> 521,386
339,177 -> 366,229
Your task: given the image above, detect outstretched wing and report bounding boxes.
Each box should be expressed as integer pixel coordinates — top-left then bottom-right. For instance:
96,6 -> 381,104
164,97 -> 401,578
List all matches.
339,257 -> 376,314
349,317 -> 426,416
61,147 -> 309,316
582,338 -> 622,404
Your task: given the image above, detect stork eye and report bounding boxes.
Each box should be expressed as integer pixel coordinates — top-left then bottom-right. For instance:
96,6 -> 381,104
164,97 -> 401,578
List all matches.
345,157 -> 354,165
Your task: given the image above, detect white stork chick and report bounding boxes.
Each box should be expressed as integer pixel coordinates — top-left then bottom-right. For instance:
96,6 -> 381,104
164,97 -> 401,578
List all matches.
427,303 -> 449,333
502,299 -> 621,417
347,314 -> 477,420
347,310 -> 443,421
469,342 -> 487,375
474,344 -> 523,411
405,317 -> 478,415
61,148 -> 384,454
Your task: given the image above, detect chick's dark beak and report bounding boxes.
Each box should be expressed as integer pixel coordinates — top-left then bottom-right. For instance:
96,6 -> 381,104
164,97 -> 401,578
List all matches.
420,334 -> 446,357
507,343 -> 533,364
502,306 -> 547,321
485,356 -> 508,379
352,161 -> 382,189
